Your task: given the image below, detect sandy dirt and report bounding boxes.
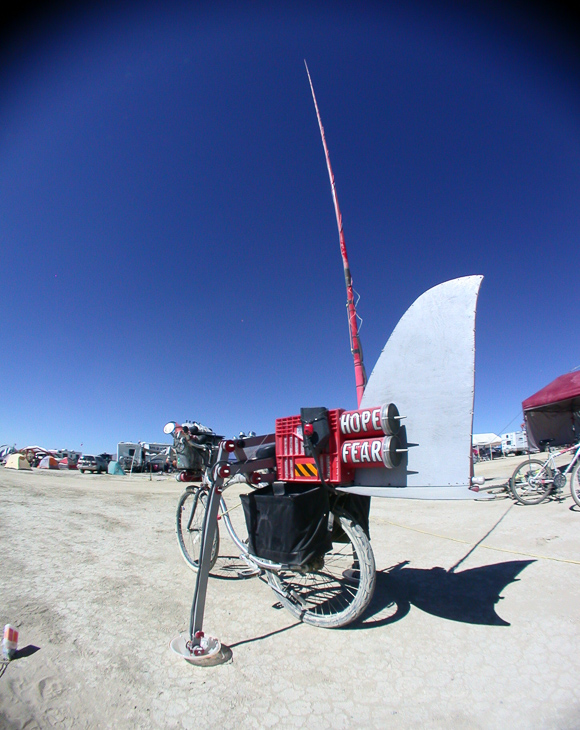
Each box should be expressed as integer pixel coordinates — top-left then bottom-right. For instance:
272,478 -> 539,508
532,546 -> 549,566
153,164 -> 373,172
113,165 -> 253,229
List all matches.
1,459 -> 580,729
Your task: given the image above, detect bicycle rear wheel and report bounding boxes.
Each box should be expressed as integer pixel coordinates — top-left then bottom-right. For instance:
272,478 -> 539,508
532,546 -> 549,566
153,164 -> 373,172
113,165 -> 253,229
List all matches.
176,488 -> 219,571
570,463 -> 580,508
265,511 -> 376,628
509,459 -> 553,505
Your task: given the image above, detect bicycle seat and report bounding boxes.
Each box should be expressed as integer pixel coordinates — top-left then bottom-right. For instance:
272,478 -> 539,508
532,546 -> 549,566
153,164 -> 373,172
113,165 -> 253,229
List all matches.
539,438 -> 554,451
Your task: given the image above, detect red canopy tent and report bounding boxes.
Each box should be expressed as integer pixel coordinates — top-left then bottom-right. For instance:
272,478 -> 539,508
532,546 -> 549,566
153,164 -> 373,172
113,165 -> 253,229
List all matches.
523,372 -> 580,451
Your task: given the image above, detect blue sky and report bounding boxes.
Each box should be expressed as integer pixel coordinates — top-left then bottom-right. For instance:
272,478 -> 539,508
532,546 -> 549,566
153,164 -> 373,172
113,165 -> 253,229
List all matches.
1,1 -> 579,453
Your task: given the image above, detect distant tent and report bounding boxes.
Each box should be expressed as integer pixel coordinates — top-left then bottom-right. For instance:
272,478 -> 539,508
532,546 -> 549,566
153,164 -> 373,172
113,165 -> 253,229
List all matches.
58,457 -> 77,470
472,433 -> 501,460
0,445 -> 16,460
472,433 -> 501,447
523,372 -> 580,451
38,455 -> 59,469
108,461 -> 125,475
5,453 -> 31,470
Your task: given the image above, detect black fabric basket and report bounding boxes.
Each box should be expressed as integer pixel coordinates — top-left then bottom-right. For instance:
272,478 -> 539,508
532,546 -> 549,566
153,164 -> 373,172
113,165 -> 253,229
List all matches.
240,484 -> 332,566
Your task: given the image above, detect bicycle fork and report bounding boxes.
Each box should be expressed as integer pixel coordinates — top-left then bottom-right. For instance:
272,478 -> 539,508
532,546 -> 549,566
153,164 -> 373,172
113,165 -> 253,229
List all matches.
187,451 -> 229,656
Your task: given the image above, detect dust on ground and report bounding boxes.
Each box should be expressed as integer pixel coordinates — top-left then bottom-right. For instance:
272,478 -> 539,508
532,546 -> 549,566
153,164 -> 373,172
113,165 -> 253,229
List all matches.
1,459 -> 579,729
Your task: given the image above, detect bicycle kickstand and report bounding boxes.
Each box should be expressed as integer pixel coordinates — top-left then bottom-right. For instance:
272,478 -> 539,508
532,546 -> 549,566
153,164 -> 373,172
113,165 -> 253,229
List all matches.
171,453 -> 230,665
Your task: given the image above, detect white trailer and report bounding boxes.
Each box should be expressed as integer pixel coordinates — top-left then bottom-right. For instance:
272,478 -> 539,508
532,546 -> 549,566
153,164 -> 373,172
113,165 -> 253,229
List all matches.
501,431 -> 528,455
117,441 -> 171,472
117,442 -> 145,471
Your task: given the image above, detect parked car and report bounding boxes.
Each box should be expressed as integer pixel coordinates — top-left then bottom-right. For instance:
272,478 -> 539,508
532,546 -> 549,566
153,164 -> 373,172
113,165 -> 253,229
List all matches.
78,454 -> 108,474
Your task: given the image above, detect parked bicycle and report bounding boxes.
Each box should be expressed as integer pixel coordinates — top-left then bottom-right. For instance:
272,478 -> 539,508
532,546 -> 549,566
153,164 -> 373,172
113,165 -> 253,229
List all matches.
509,440 -> 580,506
168,418 -> 377,629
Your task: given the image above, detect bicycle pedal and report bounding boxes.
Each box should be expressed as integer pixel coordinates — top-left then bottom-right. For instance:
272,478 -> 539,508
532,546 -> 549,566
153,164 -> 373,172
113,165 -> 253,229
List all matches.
237,555 -> 261,578
237,567 -> 261,578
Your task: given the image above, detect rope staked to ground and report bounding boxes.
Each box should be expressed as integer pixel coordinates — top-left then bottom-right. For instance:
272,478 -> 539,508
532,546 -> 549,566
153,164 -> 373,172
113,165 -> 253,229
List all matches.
373,510 -> 580,566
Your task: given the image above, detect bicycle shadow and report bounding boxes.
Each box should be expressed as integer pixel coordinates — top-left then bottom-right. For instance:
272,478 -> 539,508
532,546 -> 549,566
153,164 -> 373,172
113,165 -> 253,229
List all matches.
357,559 -> 535,628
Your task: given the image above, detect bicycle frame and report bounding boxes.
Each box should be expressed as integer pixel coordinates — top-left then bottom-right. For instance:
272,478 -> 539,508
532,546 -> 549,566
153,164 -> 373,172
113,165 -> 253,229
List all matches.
539,442 -> 580,482
187,435 -> 287,651
216,493 -> 282,570
183,427 -> 381,649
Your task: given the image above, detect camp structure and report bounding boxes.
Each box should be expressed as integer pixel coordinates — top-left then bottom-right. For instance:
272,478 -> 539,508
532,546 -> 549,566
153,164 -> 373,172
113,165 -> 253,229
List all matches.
58,457 -> 78,470
38,455 -> 59,469
473,433 -> 502,447
117,441 -> 171,473
523,371 -> 580,451
108,461 -> 125,475
472,433 -> 502,460
0,445 -> 16,461
5,453 -> 31,470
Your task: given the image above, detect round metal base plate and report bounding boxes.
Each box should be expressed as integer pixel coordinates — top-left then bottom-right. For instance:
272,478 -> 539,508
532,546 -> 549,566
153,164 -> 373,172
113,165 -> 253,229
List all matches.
170,635 -> 231,666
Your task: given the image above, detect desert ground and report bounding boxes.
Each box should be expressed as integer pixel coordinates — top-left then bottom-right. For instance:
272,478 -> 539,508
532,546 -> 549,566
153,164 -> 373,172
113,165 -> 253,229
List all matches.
1,455 -> 579,729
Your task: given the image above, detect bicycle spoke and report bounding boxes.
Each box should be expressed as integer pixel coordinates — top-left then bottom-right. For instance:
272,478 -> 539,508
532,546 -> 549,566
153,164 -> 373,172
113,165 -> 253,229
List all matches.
271,536 -> 366,620
510,459 -> 553,505
176,489 -> 220,571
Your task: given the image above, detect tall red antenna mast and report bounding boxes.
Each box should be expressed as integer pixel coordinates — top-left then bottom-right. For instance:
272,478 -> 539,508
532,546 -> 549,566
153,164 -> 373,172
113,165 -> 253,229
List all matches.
305,62 -> 367,407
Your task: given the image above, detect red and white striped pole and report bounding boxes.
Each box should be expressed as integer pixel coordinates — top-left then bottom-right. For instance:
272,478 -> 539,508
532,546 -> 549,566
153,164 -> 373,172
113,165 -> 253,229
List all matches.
305,62 -> 367,407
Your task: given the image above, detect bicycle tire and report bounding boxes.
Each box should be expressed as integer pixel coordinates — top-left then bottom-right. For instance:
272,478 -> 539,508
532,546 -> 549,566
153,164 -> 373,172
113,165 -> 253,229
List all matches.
509,459 -> 553,505
176,488 -> 219,571
265,511 -> 376,628
570,462 -> 580,508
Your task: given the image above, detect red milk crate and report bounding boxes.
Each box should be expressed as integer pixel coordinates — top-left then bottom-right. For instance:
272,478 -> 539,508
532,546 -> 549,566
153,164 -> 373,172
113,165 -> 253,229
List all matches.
275,409 -> 355,485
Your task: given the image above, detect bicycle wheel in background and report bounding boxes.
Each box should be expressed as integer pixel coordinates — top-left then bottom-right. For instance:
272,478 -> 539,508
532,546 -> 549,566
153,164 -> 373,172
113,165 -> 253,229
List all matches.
265,511 -> 376,629
570,463 -> 580,508
509,459 -> 553,505
176,488 -> 219,571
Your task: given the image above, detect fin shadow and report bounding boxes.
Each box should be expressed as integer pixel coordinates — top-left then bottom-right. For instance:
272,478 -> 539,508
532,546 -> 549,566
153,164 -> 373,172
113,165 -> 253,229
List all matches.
358,559 -> 535,628
229,622 -> 301,648
13,645 -> 40,659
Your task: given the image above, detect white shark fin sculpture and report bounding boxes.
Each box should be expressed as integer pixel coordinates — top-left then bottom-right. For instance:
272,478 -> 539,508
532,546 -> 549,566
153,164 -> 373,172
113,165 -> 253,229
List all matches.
340,275 -> 483,499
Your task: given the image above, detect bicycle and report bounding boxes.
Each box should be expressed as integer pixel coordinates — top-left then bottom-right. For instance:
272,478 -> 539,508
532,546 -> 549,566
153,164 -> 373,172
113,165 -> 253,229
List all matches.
169,421 -> 376,629
509,440 -> 580,506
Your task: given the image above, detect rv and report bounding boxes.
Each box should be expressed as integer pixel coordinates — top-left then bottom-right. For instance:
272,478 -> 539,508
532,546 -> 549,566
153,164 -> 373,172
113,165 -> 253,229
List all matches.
54,449 -> 82,465
501,431 -> 528,456
117,441 -> 171,472
117,442 -> 145,472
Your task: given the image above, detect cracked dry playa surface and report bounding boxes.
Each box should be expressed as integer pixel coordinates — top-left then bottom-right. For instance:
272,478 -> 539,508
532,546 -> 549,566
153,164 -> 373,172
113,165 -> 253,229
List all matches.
1,461 -> 580,729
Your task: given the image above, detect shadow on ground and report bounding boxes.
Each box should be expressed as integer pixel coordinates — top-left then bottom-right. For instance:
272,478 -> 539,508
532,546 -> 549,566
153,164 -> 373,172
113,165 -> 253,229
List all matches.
0,645 -> 40,680
358,559 -> 535,628
13,645 -> 40,659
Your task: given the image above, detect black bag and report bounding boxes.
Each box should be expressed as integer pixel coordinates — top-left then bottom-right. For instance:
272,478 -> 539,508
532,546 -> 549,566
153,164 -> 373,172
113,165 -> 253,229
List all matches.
240,483 -> 332,566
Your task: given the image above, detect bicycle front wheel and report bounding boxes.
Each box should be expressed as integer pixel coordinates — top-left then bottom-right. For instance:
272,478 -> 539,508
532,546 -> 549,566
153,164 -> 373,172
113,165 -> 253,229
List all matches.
570,463 -> 580,508
265,511 -> 376,628
509,459 -> 553,505
176,488 -> 219,571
